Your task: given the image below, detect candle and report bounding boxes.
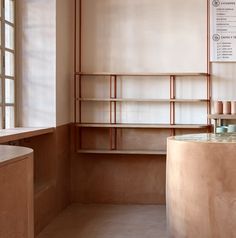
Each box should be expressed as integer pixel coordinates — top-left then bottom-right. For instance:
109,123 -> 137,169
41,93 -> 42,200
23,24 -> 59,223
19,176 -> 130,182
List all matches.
223,101 -> 231,115
231,101 -> 236,115
214,101 -> 223,114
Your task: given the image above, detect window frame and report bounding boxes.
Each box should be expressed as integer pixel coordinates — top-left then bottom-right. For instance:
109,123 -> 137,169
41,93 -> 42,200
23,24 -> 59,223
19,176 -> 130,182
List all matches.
0,0 -> 16,129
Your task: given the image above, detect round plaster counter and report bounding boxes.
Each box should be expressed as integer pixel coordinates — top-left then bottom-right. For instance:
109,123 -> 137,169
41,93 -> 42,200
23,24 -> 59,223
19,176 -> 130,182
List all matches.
0,145 -> 33,166
167,133 -> 236,238
0,145 -> 34,238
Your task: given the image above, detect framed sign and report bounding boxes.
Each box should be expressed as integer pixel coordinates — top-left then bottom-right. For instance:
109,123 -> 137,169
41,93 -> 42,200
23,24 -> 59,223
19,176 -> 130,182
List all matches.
210,0 -> 236,62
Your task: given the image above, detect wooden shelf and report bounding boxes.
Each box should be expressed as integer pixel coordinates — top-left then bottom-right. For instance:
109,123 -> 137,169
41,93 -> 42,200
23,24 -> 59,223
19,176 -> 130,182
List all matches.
78,98 -> 209,103
76,72 -> 210,77
208,114 -> 236,120
76,123 -> 210,129
77,149 -> 167,155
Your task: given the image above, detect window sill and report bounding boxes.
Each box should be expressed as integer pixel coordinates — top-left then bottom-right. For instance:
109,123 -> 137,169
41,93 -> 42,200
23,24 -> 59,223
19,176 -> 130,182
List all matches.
0,127 -> 55,144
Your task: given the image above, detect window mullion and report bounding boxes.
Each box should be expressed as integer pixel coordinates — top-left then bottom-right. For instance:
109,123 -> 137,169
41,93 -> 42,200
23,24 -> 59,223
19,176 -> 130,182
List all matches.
0,0 -> 17,129
1,1 -> 6,129
1,0 -> 16,129
13,0 -> 16,127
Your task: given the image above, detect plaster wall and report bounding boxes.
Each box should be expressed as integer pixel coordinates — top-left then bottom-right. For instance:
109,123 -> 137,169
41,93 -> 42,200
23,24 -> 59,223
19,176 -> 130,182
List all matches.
17,0 -> 56,127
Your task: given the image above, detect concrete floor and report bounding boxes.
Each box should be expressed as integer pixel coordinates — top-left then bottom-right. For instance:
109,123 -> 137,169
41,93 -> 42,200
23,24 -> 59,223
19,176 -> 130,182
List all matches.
37,204 -> 167,238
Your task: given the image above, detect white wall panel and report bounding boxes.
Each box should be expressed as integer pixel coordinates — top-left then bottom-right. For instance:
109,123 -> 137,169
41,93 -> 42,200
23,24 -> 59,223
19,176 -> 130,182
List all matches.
212,63 -> 236,101
81,0 -> 207,73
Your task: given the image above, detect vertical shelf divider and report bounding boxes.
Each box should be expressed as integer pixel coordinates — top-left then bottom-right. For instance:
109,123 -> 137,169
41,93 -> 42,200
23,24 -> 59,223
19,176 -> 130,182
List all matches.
109,75 -> 113,150
77,0 -> 83,150
170,75 -> 176,136
78,75 -> 82,149
74,0 -> 78,151
109,75 -> 117,150
114,75 -> 117,150
207,0 -> 212,133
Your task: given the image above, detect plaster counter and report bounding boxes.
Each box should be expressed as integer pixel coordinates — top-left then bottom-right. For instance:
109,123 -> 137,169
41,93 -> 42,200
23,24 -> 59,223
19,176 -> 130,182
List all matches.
167,134 -> 236,238
0,145 -> 34,238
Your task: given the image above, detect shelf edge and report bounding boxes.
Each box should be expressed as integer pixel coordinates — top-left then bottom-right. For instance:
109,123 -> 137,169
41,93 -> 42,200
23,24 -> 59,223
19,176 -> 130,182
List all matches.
75,72 -> 210,77
77,149 -> 167,155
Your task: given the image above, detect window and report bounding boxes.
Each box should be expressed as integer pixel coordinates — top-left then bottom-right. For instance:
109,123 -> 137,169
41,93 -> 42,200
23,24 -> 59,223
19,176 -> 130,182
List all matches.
0,0 -> 15,129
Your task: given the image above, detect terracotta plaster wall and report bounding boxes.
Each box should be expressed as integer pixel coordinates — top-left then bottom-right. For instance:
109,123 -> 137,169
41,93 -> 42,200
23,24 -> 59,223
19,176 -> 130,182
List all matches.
20,124 -> 71,235
71,154 -> 166,204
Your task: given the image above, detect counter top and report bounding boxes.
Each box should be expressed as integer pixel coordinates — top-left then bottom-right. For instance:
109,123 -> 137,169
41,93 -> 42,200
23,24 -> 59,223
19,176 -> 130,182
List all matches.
0,145 -> 33,166
169,133 -> 236,143
0,127 -> 54,144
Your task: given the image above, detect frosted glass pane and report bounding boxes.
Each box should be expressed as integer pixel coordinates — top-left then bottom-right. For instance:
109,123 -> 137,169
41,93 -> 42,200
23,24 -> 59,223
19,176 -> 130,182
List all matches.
5,78 -> 14,103
5,0 -> 14,23
5,51 -> 14,76
5,24 -> 14,50
5,106 -> 14,128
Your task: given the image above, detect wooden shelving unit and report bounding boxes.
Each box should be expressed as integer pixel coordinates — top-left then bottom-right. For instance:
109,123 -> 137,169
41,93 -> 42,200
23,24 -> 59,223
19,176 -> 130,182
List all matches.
74,72 -> 211,154
74,0 -> 212,155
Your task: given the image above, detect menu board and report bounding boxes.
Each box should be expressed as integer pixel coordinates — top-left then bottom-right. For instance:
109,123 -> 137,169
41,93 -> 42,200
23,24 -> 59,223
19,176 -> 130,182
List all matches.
210,0 -> 236,62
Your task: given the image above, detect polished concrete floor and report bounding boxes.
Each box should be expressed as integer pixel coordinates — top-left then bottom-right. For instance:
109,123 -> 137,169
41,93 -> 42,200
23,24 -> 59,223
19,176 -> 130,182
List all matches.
37,204 -> 167,238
